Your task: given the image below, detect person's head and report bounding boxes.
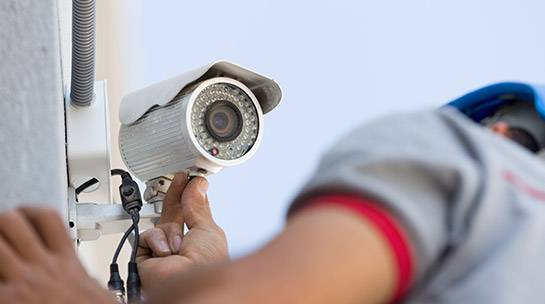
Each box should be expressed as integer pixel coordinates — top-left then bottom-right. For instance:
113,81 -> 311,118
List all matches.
447,82 -> 545,154
483,100 -> 545,153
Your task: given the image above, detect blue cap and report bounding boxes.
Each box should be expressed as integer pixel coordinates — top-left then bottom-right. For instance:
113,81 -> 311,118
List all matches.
446,82 -> 545,122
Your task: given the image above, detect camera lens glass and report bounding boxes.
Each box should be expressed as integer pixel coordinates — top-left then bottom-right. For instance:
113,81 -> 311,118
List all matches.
205,101 -> 243,142
191,82 -> 260,160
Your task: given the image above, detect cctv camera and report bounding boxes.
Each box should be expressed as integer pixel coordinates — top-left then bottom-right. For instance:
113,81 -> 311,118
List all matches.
118,61 -> 282,181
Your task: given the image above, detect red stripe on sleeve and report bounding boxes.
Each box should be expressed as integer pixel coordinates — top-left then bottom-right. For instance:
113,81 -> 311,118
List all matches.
302,195 -> 414,303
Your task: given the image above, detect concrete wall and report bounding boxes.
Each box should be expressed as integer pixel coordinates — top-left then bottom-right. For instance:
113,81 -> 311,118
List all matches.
0,0 -> 67,214
0,0 -> 131,284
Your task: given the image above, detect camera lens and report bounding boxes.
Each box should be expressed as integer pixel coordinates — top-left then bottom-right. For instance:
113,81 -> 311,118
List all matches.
191,81 -> 260,160
205,101 -> 243,142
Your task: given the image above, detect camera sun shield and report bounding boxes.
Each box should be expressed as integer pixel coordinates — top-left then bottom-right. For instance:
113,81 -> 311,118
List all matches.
119,60 -> 282,125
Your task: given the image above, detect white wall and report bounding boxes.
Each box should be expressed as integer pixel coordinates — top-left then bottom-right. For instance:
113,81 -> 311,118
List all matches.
0,0 -> 66,213
81,0 -> 545,282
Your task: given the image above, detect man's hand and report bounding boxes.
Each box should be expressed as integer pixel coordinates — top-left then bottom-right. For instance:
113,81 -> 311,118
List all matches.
0,208 -> 115,304
137,173 -> 228,290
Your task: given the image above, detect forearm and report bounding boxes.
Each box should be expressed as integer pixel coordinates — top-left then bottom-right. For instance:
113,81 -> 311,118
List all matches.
147,206 -> 396,304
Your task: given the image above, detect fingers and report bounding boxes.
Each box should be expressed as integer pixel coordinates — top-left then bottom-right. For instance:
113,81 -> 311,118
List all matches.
181,177 -> 216,230
0,235 -> 25,281
158,223 -> 183,253
160,173 -> 217,230
18,207 -> 74,257
0,210 -> 49,263
160,173 -> 189,225
0,208 -> 72,281
138,228 -> 171,258
138,223 -> 184,259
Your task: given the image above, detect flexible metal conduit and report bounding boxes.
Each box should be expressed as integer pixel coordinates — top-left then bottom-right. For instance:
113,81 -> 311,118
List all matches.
70,0 -> 96,107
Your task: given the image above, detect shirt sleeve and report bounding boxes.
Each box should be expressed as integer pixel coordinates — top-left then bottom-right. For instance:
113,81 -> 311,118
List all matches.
299,195 -> 414,302
287,110 -> 482,291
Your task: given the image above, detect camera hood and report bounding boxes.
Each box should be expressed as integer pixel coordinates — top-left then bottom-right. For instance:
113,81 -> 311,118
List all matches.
119,60 -> 282,125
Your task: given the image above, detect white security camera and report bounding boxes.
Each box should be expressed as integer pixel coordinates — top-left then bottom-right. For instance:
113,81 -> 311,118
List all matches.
118,60 -> 282,181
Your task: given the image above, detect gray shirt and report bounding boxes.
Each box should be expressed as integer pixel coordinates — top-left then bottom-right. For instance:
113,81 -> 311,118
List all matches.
291,108 -> 545,303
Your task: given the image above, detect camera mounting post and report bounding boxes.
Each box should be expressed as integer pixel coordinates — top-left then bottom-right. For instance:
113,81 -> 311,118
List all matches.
143,176 -> 173,214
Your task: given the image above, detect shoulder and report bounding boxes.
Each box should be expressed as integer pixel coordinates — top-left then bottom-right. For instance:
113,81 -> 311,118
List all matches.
321,108 -> 481,167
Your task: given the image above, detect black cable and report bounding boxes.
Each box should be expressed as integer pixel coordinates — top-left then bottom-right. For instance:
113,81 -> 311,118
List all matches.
111,168 -> 129,177
107,169 -> 135,303
75,177 -> 99,195
126,261 -> 141,303
79,169 -> 142,302
127,210 -> 141,303
107,262 -> 125,297
75,169 -> 130,195
110,170 -> 143,303
130,212 -> 140,263
108,223 -> 134,298
112,223 -> 135,264
73,168 -> 141,301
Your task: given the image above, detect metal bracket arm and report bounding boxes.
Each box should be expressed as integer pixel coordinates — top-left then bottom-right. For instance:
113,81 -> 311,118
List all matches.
75,203 -> 160,241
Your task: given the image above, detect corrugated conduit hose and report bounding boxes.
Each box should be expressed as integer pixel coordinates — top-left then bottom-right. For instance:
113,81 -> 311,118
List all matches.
70,0 -> 96,107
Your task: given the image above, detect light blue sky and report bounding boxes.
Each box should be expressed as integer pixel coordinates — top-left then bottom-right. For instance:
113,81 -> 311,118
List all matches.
122,0 -> 545,256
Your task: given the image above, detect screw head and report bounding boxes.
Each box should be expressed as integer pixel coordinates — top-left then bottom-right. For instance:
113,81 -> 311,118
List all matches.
122,186 -> 134,197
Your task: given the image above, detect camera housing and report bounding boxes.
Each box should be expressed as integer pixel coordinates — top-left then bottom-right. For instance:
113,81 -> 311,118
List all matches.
118,60 -> 282,181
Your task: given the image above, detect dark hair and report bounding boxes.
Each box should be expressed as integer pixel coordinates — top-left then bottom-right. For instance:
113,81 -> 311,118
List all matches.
508,127 -> 540,153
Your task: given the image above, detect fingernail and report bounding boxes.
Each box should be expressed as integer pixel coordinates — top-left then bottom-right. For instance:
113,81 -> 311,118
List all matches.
158,239 -> 170,253
171,235 -> 182,252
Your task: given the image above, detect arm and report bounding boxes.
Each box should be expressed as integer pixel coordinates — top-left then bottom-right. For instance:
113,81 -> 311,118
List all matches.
146,202 -> 399,304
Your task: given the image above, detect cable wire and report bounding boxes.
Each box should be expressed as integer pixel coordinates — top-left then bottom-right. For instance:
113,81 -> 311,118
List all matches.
127,211 -> 141,303
130,212 -> 140,263
75,177 -> 99,195
75,169 -> 130,196
111,168 -> 129,177
112,223 -> 135,264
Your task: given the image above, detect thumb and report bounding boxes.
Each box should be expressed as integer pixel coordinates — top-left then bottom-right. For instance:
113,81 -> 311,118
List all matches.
181,177 -> 215,229
160,173 -> 189,225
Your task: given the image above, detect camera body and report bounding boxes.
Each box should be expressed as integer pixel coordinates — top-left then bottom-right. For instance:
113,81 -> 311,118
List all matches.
118,61 -> 282,181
